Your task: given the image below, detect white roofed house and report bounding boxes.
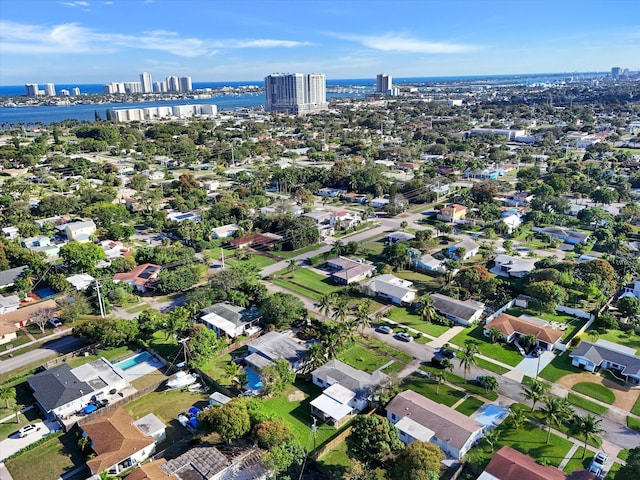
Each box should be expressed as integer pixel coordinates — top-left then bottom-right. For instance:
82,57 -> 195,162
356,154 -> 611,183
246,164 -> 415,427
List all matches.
446,238 -> 479,260
245,331 -> 309,372
387,390 -> 484,459
63,220 -> 96,242
198,302 -> 261,339
413,254 -> 446,274
430,293 -> 485,326
491,254 -> 537,278
66,273 -> 96,291
364,274 -> 417,305
302,210 -> 334,238
211,223 -> 239,239
330,210 -> 361,230
326,256 -> 376,285
99,240 -> 131,260
0,293 -> 20,314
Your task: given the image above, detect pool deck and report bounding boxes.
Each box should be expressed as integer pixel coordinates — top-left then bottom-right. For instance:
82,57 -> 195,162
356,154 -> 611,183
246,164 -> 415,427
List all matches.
115,354 -> 165,382
473,403 -> 510,429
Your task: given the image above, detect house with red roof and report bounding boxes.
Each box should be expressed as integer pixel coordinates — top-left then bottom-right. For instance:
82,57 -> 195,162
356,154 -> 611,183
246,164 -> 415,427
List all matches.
113,263 -> 162,292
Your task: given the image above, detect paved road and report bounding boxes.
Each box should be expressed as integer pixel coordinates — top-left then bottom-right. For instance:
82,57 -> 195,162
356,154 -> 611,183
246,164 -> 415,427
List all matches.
0,334 -> 86,375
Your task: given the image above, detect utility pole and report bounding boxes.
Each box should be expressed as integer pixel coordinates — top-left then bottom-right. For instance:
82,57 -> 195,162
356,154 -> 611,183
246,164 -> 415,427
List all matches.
311,417 -> 317,451
95,280 -> 105,318
221,247 -> 225,269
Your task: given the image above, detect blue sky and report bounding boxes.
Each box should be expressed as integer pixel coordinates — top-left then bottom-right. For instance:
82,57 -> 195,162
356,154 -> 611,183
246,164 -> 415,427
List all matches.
0,0 -> 638,85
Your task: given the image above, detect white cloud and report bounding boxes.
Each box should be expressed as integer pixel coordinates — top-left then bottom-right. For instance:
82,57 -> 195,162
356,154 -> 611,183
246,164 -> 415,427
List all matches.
336,33 -> 479,54
0,21 -> 310,57
59,1 -> 90,7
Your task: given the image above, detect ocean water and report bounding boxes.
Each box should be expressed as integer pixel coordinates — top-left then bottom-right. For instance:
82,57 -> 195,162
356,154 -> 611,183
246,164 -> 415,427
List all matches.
0,73 -> 602,126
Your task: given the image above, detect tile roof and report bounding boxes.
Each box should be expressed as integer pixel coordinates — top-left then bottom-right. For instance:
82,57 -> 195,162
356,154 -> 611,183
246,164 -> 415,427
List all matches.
126,459 -> 172,480
82,408 -> 155,475
113,263 -> 161,286
484,446 -> 569,480
485,313 -> 563,344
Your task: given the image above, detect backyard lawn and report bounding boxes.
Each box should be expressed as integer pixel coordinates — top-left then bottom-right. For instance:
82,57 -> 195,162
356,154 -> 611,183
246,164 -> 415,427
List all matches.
571,382 -> 615,404
200,352 -> 234,387
317,441 -> 350,480
393,269 -> 444,295
5,429 -> 87,480
455,396 -> 484,416
273,268 -> 344,301
506,307 -> 588,342
589,328 -> 640,354
65,344 -> 137,369
385,306 -> 450,338
402,374 -> 466,407
450,326 -> 523,367
338,344 -> 394,373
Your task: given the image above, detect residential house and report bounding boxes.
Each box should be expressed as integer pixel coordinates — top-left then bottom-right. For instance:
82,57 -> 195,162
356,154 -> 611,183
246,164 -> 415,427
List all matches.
437,204 -> 467,223
28,357 -> 128,420
310,360 -> 389,427
202,179 -> 220,192
503,192 -> 533,207
211,223 -> 239,239
446,238 -> 479,260
364,274 -> 417,305
478,446 -> 594,480
34,214 -> 71,229
0,293 -> 20,314
500,211 -> 522,234
340,192 -> 368,204
199,302 -> 261,339
491,254 -> 537,278
371,197 -> 389,209
99,240 -> 131,260
63,220 -> 96,242
326,256 -> 376,285
318,187 -> 347,198
126,445 -> 266,480
430,293 -> 485,326
330,210 -> 361,230
245,331 -> 309,372
0,265 -> 28,289
113,263 -> 162,292
0,299 -> 59,346
484,313 -> 564,352
81,408 -> 164,476
413,254 -> 446,274
303,210 -> 334,238
259,204 -> 303,217
386,390 -> 484,459
570,339 -> 640,385
532,226 -> 590,245
21,236 -> 60,258
2,226 -> 19,240
167,210 -> 202,223
387,231 -> 416,244
230,232 -> 283,250
66,273 -> 96,291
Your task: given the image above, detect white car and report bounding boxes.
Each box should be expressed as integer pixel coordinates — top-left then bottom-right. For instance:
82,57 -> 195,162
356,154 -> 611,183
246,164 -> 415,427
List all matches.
48,317 -> 62,328
589,452 -> 608,476
18,424 -> 41,438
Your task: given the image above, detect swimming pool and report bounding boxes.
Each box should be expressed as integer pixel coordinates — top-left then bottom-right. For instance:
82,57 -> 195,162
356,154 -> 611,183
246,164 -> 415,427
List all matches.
115,351 -> 152,371
474,404 -> 509,428
244,368 -> 263,390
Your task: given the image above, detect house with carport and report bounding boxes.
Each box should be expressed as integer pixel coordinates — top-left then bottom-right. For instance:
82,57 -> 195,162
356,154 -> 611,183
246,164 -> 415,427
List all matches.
569,339 -> 640,385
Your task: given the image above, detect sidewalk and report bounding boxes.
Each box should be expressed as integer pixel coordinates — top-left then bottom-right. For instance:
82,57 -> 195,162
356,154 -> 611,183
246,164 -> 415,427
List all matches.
427,326 -> 464,348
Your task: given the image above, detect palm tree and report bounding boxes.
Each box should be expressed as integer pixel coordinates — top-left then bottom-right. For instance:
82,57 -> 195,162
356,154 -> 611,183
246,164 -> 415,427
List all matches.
540,395 -> 573,444
509,407 -> 527,430
433,370 -> 446,395
575,414 -> 603,458
419,296 -> 437,324
480,375 -> 499,394
356,300 -> 372,336
459,341 -> 479,380
286,259 -> 298,274
316,294 -> 334,320
12,403 -> 22,424
483,429 -> 500,452
487,328 -> 503,344
520,333 -> 538,353
332,296 -> 350,323
0,386 -> 15,409
225,362 -> 247,390
522,379 -> 550,412
304,342 -> 328,372
440,358 -> 454,381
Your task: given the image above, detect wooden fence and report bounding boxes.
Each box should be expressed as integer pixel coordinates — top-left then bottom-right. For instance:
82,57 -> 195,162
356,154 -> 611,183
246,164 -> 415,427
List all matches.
310,408 -> 375,460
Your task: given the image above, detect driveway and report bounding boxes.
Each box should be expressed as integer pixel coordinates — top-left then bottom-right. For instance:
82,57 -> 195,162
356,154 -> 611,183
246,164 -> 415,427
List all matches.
0,419 -> 60,461
514,351 -> 555,378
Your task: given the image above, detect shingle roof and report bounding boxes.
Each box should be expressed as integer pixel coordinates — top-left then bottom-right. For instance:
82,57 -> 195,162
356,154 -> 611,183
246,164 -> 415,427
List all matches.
570,340 -> 640,377
28,363 -> 93,412
386,390 -> 483,451
311,359 -> 388,397
0,265 -> 27,287
484,446 -> 569,480
161,445 -> 229,479
485,313 -> 563,344
430,293 -> 484,322
83,408 -> 155,475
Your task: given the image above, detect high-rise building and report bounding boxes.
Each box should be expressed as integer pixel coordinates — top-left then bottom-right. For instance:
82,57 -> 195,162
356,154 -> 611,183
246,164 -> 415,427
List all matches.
72,87 -> 81,95
155,81 -> 167,93
44,83 -> 56,96
264,73 -> 328,115
25,83 -> 39,96
124,82 -> 142,94
140,72 -> 153,93
376,73 -> 392,94
166,76 -> 180,92
611,67 -> 622,76
179,76 -> 193,92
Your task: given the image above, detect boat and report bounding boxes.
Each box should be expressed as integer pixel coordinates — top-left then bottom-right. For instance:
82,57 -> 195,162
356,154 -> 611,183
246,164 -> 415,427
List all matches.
167,371 -> 199,389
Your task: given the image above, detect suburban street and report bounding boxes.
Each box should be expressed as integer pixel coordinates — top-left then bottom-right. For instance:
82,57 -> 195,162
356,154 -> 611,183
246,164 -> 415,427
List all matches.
0,334 -> 86,376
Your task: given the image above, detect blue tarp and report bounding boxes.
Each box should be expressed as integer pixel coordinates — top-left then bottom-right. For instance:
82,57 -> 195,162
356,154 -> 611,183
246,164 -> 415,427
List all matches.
83,404 -> 97,414
188,407 -> 202,416
188,417 -> 199,429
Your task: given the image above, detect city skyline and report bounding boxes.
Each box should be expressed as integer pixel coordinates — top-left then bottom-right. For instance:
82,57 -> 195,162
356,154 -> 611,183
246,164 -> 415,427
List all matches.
0,0 -> 638,85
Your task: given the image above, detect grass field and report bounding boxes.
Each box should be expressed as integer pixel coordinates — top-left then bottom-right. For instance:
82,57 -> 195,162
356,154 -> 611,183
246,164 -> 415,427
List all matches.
567,393 -> 608,415
475,356 -> 510,375
65,344 -> 137,369
273,268 -> 344,300
539,351 -> 577,383
317,441 -> 350,480
200,352 -> 234,387
450,326 -> 523,366
632,395 -> 640,416
419,365 -> 499,401
5,429 -> 87,480
393,269 -> 445,295
385,306 -> 450,338
588,327 -> 640,354
359,338 -> 413,364
455,396 -> 484,416
627,415 -> 640,432
338,344 -> 395,373
402,374 -> 466,407
562,447 -> 590,474
571,382 -> 615,404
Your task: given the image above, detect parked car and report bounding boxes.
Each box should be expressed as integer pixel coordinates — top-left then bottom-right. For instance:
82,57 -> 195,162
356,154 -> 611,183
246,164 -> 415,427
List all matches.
395,332 -> 413,342
18,424 -> 41,438
439,348 -> 456,359
376,325 -> 393,334
589,452 -> 608,476
48,317 -> 62,328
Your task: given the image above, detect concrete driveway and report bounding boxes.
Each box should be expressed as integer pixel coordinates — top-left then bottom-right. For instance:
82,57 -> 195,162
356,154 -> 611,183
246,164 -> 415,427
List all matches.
0,419 -> 60,461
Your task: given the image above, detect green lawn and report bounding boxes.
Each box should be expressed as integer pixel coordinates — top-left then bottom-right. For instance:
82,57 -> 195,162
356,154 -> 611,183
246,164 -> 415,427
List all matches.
455,396 -> 484,416
567,393 -> 608,415
419,365 -> 499,401
466,415 -> 573,469
590,328 -> 640,355
146,331 -> 182,362
450,326 -> 523,367
65,344 -> 137,369
200,352 -> 234,387
338,344 -> 394,373
359,337 -> 413,364
273,268 -> 344,300
277,244 -> 324,259
571,382 -> 615,404
225,254 -> 277,269
258,381 -> 341,451
317,441 -> 350,480
539,351 -> 577,383
272,278 -> 322,301
618,449 -> 629,461
563,447 -> 591,474
393,269 -> 444,294
402,374 -> 466,407
632,395 -> 640,416
385,306 -> 450,338
5,429 -> 87,480
475,356 -> 510,375
627,415 -> 640,433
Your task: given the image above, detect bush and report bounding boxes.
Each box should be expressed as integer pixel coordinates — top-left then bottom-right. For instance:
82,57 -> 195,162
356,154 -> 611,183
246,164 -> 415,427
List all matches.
570,337 -> 582,348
